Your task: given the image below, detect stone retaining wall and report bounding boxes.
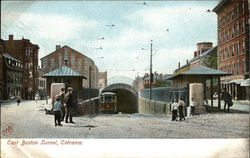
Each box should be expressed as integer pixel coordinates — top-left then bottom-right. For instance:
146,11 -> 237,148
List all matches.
139,97 -> 170,115
77,97 -> 100,115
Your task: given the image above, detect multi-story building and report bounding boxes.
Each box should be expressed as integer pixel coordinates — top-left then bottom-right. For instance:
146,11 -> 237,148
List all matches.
175,42 -> 217,74
1,53 -> 23,99
0,35 -> 39,99
213,0 -> 249,100
40,45 -> 99,89
37,66 -> 46,99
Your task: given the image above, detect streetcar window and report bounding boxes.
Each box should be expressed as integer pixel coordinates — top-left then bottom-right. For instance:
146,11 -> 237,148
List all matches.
105,96 -> 112,102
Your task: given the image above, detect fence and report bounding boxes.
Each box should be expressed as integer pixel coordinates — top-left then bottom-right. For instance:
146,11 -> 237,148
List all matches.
141,86 -> 189,104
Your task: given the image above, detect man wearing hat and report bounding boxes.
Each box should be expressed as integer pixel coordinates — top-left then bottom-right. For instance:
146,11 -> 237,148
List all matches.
59,87 -> 66,121
65,87 -> 75,123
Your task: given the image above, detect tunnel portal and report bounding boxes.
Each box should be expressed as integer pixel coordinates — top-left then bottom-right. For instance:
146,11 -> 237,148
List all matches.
101,83 -> 138,113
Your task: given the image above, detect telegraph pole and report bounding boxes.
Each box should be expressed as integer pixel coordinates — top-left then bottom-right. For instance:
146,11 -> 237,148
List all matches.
150,40 -> 153,100
89,66 -> 92,115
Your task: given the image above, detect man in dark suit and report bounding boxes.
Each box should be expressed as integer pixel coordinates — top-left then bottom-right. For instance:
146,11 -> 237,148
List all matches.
65,87 -> 75,123
221,89 -> 233,113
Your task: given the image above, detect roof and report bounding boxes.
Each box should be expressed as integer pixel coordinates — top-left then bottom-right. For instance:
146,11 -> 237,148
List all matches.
213,0 -> 229,13
189,46 -> 217,63
42,65 -> 86,78
3,53 -> 21,62
240,79 -> 250,86
40,45 -> 94,64
168,66 -> 230,80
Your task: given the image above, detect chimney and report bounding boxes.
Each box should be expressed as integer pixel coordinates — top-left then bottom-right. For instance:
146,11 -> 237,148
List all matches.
178,62 -> 180,68
9,35 -> 13,40
56,45 -> 61,50
186,60 -> 188,64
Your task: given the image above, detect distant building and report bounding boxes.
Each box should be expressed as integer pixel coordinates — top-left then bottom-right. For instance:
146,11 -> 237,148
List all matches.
99,71 -> 107,89
40,45 -> 99,89
175,42 -> 217,74
1,53 -> 23,99
142,72 -> 172,88
37,66 -> 46,99
0,35 -> 39,100
190,44 -> 217,69
213,0 -> 249,100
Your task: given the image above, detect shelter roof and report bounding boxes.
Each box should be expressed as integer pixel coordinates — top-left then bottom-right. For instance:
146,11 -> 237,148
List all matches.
42,65 -> 86,78
168,66 -> 230,80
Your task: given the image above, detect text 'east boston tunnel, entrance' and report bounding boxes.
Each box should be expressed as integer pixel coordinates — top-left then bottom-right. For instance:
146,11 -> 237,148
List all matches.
101,83 -> 138,114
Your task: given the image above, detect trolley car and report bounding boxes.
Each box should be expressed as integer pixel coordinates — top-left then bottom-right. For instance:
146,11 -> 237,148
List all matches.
99,92 -> 117,113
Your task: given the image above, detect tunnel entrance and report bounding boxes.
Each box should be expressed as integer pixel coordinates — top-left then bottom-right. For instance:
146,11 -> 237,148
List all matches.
101,83 -> 138,114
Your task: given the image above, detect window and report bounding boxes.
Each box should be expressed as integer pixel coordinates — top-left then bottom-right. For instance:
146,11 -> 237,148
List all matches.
236,22 -> 239,36
232,27 -> 234,38
232,43 -> 235,56
242,59 -> 246,73
227,45 -> 230,58
77,59 -> 82,72
58,55 -> 62,66
227,29 -> 230,41
241,18 -> 245,33
64,48 -> 68,60
71,55 -> 75,66
232,62 -> 235,75
50,58 -> 55,68
242,1 -> 245,13
42,59 -> 47,68
231,9 -> 234,20
236,4 -> 239,17
227,13 -> 230,23
242,38 -> 245,53
236,41 -> 239,56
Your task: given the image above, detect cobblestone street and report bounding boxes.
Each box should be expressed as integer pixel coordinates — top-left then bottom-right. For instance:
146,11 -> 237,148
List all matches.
1,100 -> 249,138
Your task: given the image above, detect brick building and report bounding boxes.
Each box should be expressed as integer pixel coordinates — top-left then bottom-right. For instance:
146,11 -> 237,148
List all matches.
213,0 -> 249,100
0,35 -> 39,99
37,66 -> 46,99
40,45 -> 99,89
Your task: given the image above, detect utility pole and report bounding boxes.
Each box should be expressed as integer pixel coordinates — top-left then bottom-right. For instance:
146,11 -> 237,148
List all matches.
150,40 -> 153,100
89,66 -> 92,115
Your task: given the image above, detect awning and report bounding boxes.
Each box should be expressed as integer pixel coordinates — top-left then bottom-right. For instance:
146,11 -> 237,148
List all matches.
240,79 -> 250,87
228,79 -> 244,84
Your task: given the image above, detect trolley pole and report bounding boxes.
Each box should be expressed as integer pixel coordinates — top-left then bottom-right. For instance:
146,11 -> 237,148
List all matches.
149,40 -> 153,100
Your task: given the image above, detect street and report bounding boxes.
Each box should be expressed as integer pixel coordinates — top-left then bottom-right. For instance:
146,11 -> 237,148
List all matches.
1,100 -> 249,138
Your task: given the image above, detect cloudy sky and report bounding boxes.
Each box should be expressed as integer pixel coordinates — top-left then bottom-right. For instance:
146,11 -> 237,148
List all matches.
1,1 -> 219,79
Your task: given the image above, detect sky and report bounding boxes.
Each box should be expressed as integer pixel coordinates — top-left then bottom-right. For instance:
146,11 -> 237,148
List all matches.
1,0 -> 219,80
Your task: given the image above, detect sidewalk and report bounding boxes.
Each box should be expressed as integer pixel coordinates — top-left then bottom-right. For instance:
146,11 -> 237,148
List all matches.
207,99 -> 249,112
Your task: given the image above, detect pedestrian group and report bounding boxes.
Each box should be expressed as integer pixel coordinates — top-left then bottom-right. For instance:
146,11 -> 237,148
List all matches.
53,87 -> 75,127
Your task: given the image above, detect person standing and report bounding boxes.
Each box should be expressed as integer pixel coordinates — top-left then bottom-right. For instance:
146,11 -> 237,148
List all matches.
17,96 -> 21,106
53,95 -> 63,127
221,89 -> 233,113
65,87 -> 75,124
190,97 -> 196,117
178,98 -> 186,121
59,88 -> 66,121
171,100 -> 178,121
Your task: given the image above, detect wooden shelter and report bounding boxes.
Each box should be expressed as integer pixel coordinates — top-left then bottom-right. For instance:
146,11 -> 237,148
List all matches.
42,65 -> 86,96
168,66 -> 230,108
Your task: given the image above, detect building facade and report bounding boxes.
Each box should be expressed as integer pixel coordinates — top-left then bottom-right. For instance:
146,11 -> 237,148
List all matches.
1,53 -> 23,99
0,35 -> 39,100
37,66 -> 46,99
213,0 -> 249,100
40,45 -> 99,89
